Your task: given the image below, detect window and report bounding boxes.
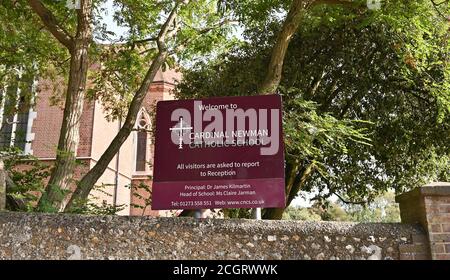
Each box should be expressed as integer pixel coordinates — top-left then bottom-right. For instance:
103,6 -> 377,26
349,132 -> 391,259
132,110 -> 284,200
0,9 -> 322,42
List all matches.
135,108 -> 151,173
0,84 -> 17,148
136,131 -> 147,171
0,74 -> 36,153
15,97 -> 30,151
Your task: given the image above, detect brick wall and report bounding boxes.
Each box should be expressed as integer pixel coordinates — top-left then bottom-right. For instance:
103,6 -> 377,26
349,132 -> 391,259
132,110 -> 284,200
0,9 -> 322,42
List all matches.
129,178 -> 159,217
396,182 -> 450,260
424,195 -> 450,259
398,233 -> 430,260
77,101 -> 95,157
32,79 -> 94,159
12,68 -> 178,217
32,69 -> 178,160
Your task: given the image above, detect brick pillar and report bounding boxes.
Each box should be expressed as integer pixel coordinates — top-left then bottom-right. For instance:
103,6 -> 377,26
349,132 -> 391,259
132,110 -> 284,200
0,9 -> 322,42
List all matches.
396,182 -> 450,260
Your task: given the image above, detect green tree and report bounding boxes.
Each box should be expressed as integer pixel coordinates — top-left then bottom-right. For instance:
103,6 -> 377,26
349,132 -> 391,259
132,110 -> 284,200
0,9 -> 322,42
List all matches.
343,191 -> 401,223
176,0 -> 450,219
1,2 -> 66,211
26,0 -> 93,212
284,191 -> 400,222
66,0 -> 236,212
2,1 -> 236,212
282,206 -> 321,221
1,147 -> 50,211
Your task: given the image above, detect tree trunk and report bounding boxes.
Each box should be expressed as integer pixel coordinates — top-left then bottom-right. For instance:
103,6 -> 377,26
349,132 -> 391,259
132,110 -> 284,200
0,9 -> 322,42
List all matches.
178,210 -> 197,217
262,159 -> 298,219
263,208 -> 285,220
64,2 -> 183,212
286,163 -> 315,205
257,1 -> 362,219
64,52 -> 168,211
36,1 -> 92,212
262,163 -> 315,219
258,0 -> 307,94
256,1 -> 308,219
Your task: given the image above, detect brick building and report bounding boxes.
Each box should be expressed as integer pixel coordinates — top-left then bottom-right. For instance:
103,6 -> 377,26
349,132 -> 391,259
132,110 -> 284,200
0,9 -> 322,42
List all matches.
0,68 -> 181,216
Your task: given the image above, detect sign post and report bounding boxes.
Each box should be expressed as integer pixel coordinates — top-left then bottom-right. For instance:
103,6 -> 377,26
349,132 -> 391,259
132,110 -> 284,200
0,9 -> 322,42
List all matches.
152,95 -> 285,213
253,208 -> 262,220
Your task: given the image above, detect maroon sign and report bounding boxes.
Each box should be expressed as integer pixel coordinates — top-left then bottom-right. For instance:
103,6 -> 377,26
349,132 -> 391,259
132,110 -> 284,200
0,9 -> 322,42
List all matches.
152,94 -> 285,210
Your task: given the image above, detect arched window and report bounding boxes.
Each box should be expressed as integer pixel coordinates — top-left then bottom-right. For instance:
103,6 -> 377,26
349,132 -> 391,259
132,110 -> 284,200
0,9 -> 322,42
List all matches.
135,108 -> 151,172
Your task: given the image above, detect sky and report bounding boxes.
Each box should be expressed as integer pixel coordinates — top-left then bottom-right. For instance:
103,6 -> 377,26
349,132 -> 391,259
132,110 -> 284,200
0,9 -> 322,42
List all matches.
97,0 -> 128,42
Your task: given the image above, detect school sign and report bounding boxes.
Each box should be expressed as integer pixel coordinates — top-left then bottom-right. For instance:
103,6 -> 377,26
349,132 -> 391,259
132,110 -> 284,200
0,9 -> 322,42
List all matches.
152,95 -> 285,210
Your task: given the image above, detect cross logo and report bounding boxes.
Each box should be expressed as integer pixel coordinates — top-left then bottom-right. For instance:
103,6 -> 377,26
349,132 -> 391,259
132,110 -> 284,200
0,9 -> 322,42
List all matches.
367,0 -> 382,10
169,117 -> 192,149
66,0 -> 81,10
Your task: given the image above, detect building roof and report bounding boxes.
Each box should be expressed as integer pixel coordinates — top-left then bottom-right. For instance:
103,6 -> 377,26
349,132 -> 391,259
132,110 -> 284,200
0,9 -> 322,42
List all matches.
153,68 -> 182,85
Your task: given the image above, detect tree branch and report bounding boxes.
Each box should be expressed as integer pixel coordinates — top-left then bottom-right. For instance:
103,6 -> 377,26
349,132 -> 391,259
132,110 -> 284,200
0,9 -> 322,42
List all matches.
431,0 -> 450,20
287,162 -> 316,205
167,17 -> 180,38
312,0 -> 358,6
258,0 -> 366,95
170,18 -> 237,54
157,1 -> 183,50
332,191 -> 367,205
258,0 -> 306,94
306,69 -> 326,99
27,0 -> 74,50
130,37 -> 158,45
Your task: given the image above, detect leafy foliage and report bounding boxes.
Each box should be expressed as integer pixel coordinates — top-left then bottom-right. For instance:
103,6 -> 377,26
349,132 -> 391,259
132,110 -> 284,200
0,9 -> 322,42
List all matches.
343,192 -> 401,223
0,0 -> 71,101
1,147 -> 50,211
2,0 -> 449,217
128,181 -> 153,216
176,0 -> 450,215
78,183 -> 126,215
283,192 -> 400,222
88,0 -> 237,121
1,148 -> 124,215
2,0 -> 239,212
282,206 -> 321,221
